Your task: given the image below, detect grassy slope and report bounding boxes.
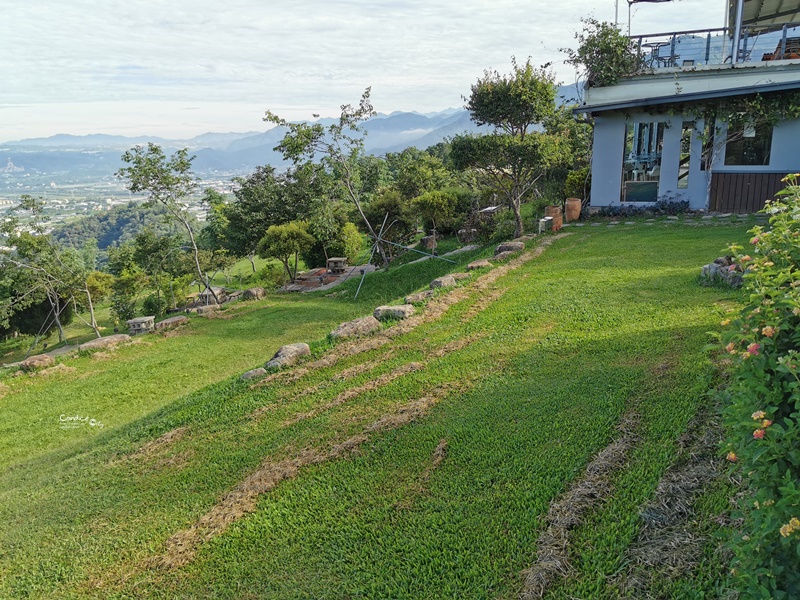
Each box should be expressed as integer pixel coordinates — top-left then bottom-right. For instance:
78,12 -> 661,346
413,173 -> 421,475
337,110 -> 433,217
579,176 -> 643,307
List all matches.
0,222 -> 749,599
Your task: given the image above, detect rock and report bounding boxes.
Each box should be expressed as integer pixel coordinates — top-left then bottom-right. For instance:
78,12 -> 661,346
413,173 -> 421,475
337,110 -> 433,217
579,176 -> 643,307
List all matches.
196,305 -> 219,316
467,259 -> 492,271
374,304 -> 415,321
20,354 -> 55,372
666,216 -> 679,221
330,316 -> 382,340
242,287 -> 266,301
79,334 -> 131,352
457,228 -> 478,243
451,272 -> 471,281
421,235 -> 437,250
492,251 -> 516,261
241,367 -> 267,380
495,241 -> 524,255
514,234 -> 537,242
156,315 -> 189,330
713,256 -> 734,267
405,290 -> 434,304
265,342 -> 311,369
430,275 -> 456,289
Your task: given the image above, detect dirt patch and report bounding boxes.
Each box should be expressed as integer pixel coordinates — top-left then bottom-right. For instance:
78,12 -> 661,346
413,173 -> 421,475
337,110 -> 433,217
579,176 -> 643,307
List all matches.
35,363 -> 77,377
152,383 -> 459,570
90,351 -> 115,361
0,382 -> 9,398
282,362 -> 426,426
616,413 -> 726,598
521,412 -> 640,600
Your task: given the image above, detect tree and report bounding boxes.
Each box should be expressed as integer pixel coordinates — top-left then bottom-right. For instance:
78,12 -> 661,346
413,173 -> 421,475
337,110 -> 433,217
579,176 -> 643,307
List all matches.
226,164 -> 324,271
412,190 -> 457,250
257,221 -> 316,285
117,144 -> 218,303
0,195 -> 102,341
386,147 -> 452,201
562,18 -> 643,89
264,89 -> 392,264
453,58 -> 565,238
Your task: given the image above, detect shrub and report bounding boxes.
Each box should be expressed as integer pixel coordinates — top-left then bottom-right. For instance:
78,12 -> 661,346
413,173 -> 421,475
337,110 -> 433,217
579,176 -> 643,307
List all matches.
719,174 -> 800,597
257,263 -> 285,290
564,166 -> 591,200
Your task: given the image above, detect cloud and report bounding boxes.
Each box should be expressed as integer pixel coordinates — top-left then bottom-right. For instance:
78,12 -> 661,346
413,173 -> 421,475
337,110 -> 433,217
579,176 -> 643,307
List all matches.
1,0 -> 724,137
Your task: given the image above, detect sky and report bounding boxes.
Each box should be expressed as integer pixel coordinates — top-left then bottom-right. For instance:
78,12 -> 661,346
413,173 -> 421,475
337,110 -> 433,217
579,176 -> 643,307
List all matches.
1,0 -> 726,141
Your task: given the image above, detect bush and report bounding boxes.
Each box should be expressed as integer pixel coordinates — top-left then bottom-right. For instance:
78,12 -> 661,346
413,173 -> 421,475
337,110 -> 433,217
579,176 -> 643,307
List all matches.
142,293 -> 167,318
257,263 -> 285,290
564,166 -> 591,200
719,174 -> 800,597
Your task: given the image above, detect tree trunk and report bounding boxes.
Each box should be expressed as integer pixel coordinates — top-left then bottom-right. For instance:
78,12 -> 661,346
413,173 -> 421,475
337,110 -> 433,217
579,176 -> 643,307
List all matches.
182,215 -> 220,305
511,196 -> 524,238
248,252 -> 257,273
84,286 -> 101,338
47,289 -> 66,344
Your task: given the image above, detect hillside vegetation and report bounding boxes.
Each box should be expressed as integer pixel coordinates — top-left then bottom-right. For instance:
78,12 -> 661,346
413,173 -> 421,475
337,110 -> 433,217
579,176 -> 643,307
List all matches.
0,222 -> 750,598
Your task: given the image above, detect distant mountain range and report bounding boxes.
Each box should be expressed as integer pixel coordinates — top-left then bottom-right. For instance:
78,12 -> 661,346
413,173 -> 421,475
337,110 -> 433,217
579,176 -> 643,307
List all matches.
0,87 -> 580,177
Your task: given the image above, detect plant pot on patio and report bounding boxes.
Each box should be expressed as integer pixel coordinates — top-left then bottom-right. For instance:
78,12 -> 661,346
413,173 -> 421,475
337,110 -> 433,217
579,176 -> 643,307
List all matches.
565,198 -> 582,222
545,205 -> 563,231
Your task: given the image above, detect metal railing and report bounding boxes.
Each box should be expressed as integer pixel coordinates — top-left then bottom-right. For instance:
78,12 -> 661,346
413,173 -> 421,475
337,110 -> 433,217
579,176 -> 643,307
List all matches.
628,23 -> 800,72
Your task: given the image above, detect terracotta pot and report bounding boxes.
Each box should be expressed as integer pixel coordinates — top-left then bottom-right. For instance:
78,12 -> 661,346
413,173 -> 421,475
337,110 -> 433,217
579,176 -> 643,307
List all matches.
544,205 -> 563,232
565,198 -> 582,222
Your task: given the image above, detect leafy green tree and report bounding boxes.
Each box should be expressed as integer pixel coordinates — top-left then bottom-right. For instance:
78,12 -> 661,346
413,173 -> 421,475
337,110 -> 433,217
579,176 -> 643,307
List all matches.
363,190 -> 418,259
386,148 -> 452,200
452,59 -> 565,237
0,195 -> 102,340
562,18 -> 643,89
264,89 -> 392,264
226,164 -> 324,271
412,191 -> 457,249
117,143 -> 218,303
257,221 -> 316,284
199,189 -> 231,253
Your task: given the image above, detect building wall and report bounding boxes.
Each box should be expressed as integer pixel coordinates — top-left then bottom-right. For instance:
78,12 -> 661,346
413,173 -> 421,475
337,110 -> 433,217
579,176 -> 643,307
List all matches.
589,110 -> 799,210
589,113 -> 626,206
590,111 -> 708,210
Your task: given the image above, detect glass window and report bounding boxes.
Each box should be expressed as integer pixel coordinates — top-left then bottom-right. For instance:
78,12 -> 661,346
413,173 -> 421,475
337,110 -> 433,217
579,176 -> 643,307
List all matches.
678,122 -> 692,189
724,122 -> 772,166
621,121 -> 665,202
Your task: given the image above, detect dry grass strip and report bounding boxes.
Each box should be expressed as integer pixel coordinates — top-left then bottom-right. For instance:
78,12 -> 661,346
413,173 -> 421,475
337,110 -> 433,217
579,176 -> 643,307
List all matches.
257,234 -> 571,385
150,384 -> 458,570
616,413 -> 726,598
108,427 -> 189,467
395,438 -> 449,510
521,412 -> 641,600
282,362 -> 425,426
425,333 -> 485,358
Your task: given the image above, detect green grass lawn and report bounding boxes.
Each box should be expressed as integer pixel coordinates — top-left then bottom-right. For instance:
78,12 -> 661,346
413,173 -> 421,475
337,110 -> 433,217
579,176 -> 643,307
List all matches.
0,222 -> 750,598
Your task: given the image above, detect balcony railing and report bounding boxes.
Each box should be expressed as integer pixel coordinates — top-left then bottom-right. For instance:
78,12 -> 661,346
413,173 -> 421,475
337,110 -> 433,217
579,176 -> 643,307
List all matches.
629,23 -> 800,71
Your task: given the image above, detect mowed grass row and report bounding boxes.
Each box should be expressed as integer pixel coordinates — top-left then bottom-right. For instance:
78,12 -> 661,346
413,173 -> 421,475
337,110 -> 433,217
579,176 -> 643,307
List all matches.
0,224 -> 748,598
0,246 -> 486,470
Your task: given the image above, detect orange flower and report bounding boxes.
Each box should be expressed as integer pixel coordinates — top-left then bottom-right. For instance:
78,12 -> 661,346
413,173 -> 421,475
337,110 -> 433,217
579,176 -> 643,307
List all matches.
762,419 -> 773,428
726,452 -> 737,462
752,411 -> 766,420
753,429 -> 765,439
762,325 -> 775,337
747,343 -> 761,356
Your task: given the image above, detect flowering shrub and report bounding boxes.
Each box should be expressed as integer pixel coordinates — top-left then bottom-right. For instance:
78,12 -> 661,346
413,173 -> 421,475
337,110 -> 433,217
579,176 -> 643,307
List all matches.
720,175 -> 800,598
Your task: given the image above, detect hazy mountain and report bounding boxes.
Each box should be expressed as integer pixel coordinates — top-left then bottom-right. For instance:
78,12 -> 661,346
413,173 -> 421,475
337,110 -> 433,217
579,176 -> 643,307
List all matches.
0,87 -> 579,176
